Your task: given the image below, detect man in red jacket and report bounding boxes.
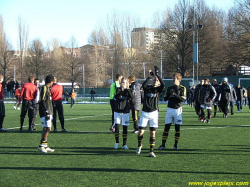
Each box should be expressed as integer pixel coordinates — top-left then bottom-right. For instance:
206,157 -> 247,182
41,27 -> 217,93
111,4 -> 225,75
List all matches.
19,76 -> 37,132
0,75 -> 6,132
51,77 -> 67,132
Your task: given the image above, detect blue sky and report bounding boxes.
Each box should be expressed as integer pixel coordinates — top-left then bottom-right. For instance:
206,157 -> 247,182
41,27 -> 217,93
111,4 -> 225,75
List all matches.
0,0 -> 234,49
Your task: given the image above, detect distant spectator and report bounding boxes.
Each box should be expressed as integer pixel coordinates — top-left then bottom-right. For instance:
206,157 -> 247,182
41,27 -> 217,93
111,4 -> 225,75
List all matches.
90,88 -> 96,101
70,89 -> 76,108
13,85 -> 22,110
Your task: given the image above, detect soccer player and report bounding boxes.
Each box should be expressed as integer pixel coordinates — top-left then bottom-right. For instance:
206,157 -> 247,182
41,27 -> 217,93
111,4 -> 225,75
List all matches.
199,78 -> 216,123
193,79 -> 204,121
235,84 -> 245,112
128,75 -> 142,134
19,76 -> 37,132
70,88 -> 76,108
218,77 -> 233,118
13,85 -> 21,110
113,78 -> 134,149
51,77 -> 67,132
31,79 -> 40,130
158,73 -> 186,151
0,75 -> 6,132
212,79 -> 220,117
109,74 -> 123,133
136,66 -> 165,157
38,75 -> 55,153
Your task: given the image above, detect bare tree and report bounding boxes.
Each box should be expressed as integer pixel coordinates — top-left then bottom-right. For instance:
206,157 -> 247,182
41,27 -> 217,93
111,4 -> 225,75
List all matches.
25,39 -> 45,79
17,16 -> 29,83
62,36 -> 83,89
0,16 -> 13,81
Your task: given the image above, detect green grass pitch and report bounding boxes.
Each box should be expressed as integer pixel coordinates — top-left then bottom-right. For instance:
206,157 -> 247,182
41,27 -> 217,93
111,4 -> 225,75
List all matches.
0,103 -> 249,187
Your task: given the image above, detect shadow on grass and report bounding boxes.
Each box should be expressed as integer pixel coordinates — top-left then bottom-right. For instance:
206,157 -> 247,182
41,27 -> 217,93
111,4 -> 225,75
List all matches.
0,166 -> 249,175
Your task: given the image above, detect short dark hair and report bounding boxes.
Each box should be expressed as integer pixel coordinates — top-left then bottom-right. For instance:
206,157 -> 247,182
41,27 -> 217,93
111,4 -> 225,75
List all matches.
45,75 -> 54,84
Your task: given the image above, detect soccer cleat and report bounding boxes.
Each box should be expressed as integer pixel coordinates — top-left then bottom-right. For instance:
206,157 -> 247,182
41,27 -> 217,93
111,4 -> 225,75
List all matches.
136,145 -> 142,154
114,143 -> 119,149
17,107 -> 20,110
202,119 -> 206,123
207,120 -> 210,123
46,147 -> 55,152
241,109 -> 243,112
53,129 -> 57,132
19,128 -> 23,132
61,129 -> 67,132
173,145 -> 179,151
32,127 -> 37,131
13,106 -> 16,110
237,111 -> 240,113
0,128 -> 7,132
122,145 -> 129,149
158,145 -> 166,150
148,152 -> 156,157
38,146 -> 47,153
132,130 -> 139,134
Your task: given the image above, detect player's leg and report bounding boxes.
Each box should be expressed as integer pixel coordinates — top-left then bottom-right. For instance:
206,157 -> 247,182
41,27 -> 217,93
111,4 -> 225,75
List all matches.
114,112 -> 120,149
122,113 -> 129,149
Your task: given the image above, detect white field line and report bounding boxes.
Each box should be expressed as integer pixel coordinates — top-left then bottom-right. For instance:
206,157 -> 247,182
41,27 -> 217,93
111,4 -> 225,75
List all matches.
6,112 -> 250,132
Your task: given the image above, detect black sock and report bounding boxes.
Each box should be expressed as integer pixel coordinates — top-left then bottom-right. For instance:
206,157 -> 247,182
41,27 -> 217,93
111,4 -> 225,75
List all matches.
162,124 -> 171,146
114,124 -> 119,143
150,137 -> 155,152
174,125 -> 180,147
122,126 -> 128,146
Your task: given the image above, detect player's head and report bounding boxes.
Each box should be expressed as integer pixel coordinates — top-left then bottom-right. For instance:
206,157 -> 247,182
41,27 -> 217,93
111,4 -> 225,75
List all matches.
34,78 -> 40,86
45,75 -> 54,87
153,76 -> 160,87
204,78 -> 210,85
54,77 -> 57,83
116,74 -> 123,82
212,79 -> 217,85
28,76 -> 35,83
172,73 -> 182,85
222,77 -> 228,83
128,75 -> 135,84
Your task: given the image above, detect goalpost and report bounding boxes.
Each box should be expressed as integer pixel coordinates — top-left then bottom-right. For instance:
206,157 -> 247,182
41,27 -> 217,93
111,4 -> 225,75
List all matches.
239,78 -> 250,88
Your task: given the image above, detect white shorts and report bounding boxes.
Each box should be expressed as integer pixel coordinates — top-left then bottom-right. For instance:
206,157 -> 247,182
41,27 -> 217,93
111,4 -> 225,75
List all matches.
165,107 -> 183,125
41,115 -> 53,128
139,110 -> 158,128
200,105 -> 212,110
114,112 -> 130,126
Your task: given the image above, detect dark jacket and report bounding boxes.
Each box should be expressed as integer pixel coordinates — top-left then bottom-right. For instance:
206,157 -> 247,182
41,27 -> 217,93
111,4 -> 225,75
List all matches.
193,84 -> 202,102
199,84 -> 217,106
130,81 -> 142,111
114,89 -> 134,113
164,84 -> 186,109
219,83 -> 233,101
234,86 -> 245,101
212,84 -> 220,102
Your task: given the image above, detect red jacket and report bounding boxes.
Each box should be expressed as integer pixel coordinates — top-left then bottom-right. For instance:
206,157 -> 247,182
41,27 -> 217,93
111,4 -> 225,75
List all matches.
0,83 -> 4,100
19,82 -> 37,102
51,83 -> 63,101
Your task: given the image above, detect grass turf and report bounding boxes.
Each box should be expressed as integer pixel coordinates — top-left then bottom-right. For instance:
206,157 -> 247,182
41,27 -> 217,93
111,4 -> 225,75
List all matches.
0,103 -> 249,187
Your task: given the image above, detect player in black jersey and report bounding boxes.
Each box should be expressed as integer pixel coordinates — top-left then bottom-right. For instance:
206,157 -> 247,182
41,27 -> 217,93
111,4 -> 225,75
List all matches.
136,66 -> 165,157
113,78 -> 134,150
158,73 -> 186,151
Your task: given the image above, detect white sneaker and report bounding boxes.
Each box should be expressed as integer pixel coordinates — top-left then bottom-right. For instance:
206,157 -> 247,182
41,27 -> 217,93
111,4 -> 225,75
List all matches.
136,145 -> 142,154
0,128 -> 6,132
38,146 -> 47,153
122,145 -> 129,149
237,111 -> 240,113
13,106 -> 16,110
241,109 -> 243,112
149,152 -> 156,157
46,147 -> 55,152
17,107 -> 20,110
114,143 -> 119,149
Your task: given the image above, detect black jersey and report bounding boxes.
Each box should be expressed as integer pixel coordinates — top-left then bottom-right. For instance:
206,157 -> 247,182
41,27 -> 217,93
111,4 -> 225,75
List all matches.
114,89 -> 133,113
164,84 -> 186,109
39,85 -> 53,118
142,77 -> 165,112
